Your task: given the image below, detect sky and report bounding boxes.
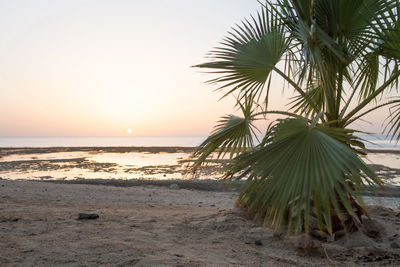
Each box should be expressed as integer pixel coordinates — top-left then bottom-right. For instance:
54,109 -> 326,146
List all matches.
0,0 -> 392,137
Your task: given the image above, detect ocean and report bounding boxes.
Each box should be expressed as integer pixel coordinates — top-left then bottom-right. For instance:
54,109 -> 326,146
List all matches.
0,135 -> 398,149
0,136 -> 205,148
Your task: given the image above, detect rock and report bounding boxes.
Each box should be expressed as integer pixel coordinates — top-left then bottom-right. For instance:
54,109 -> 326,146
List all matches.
391,241 -> 400,249
363,256 -> 373,262
254,240 -> 263,246
169,184 -> 179,189
0,218 -> 19,223
78,213 -> 99,220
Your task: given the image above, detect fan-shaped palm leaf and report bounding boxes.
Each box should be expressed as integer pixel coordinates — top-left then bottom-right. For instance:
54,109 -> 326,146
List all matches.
191,97 -> 258,170
289,84 -> 325,117
385,98 -> 400,142
194,6 -> 289,103
228,118 -> 381,235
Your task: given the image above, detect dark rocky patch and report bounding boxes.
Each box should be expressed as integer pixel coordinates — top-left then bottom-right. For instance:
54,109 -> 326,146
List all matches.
78,213 -> 99,220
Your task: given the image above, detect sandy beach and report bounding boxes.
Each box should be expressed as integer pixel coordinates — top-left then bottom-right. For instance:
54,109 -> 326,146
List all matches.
1,179 -> 400,266
1,147 -> 400,266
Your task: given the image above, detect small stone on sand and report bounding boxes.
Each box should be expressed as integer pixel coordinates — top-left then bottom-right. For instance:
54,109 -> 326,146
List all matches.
78,213 -> 99,220
169,184 -> 179,189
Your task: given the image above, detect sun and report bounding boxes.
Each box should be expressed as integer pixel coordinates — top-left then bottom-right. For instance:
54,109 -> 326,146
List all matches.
127,129 -> 132,134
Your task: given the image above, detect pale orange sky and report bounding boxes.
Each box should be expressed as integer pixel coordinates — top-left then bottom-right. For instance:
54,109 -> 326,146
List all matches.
0,0 -> 391,136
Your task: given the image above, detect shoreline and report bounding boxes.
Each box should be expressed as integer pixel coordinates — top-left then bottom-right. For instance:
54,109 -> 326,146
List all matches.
20,178 -> 400,198
1,146 -> 400,197
0,146 -> 196,157
0,145 -> 400,150
41,178 -> 240,192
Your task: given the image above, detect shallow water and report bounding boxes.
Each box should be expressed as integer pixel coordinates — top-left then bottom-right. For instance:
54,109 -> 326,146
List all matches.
0,149 -> 225,181
362,152 -> 400,185
364,153 -> 400,168
0,148 -> 399,184
90,152 -> 188,166
0,152 -> 88,162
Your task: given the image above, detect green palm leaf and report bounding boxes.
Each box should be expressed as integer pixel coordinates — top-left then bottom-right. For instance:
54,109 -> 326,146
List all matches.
289,84 -> 325,117
194,6 -> 288,102
375,0 -> 400,61
191,97 -> 258,170
354,52 -> 379,100
229,118 -> 381,235
385,98 -> 400,142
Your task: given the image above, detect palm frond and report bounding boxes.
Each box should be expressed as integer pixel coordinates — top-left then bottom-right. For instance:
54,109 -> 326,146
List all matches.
316,123 -> 366,151
384,98 -> 400,142
288,83 -> 325,117
228,118 -> 381,234
191,97 -> 258,170
353,52 -> 379,100
375,1 -> 400,60
194,5 -> 288,103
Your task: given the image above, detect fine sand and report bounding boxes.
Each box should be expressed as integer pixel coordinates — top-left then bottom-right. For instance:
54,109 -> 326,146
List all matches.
1,180 -> 400,266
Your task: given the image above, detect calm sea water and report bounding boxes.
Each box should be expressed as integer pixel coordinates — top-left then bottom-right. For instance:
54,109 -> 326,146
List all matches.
0,136 -> 206,148
0,135 -> 398,149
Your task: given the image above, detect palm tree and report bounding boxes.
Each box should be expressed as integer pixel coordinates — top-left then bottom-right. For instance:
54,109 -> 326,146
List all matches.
192,0 -> 400,239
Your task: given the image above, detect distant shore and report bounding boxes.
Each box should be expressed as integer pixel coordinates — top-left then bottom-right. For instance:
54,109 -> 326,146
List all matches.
0,146 -> 399,154
0,146 -> 196,157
